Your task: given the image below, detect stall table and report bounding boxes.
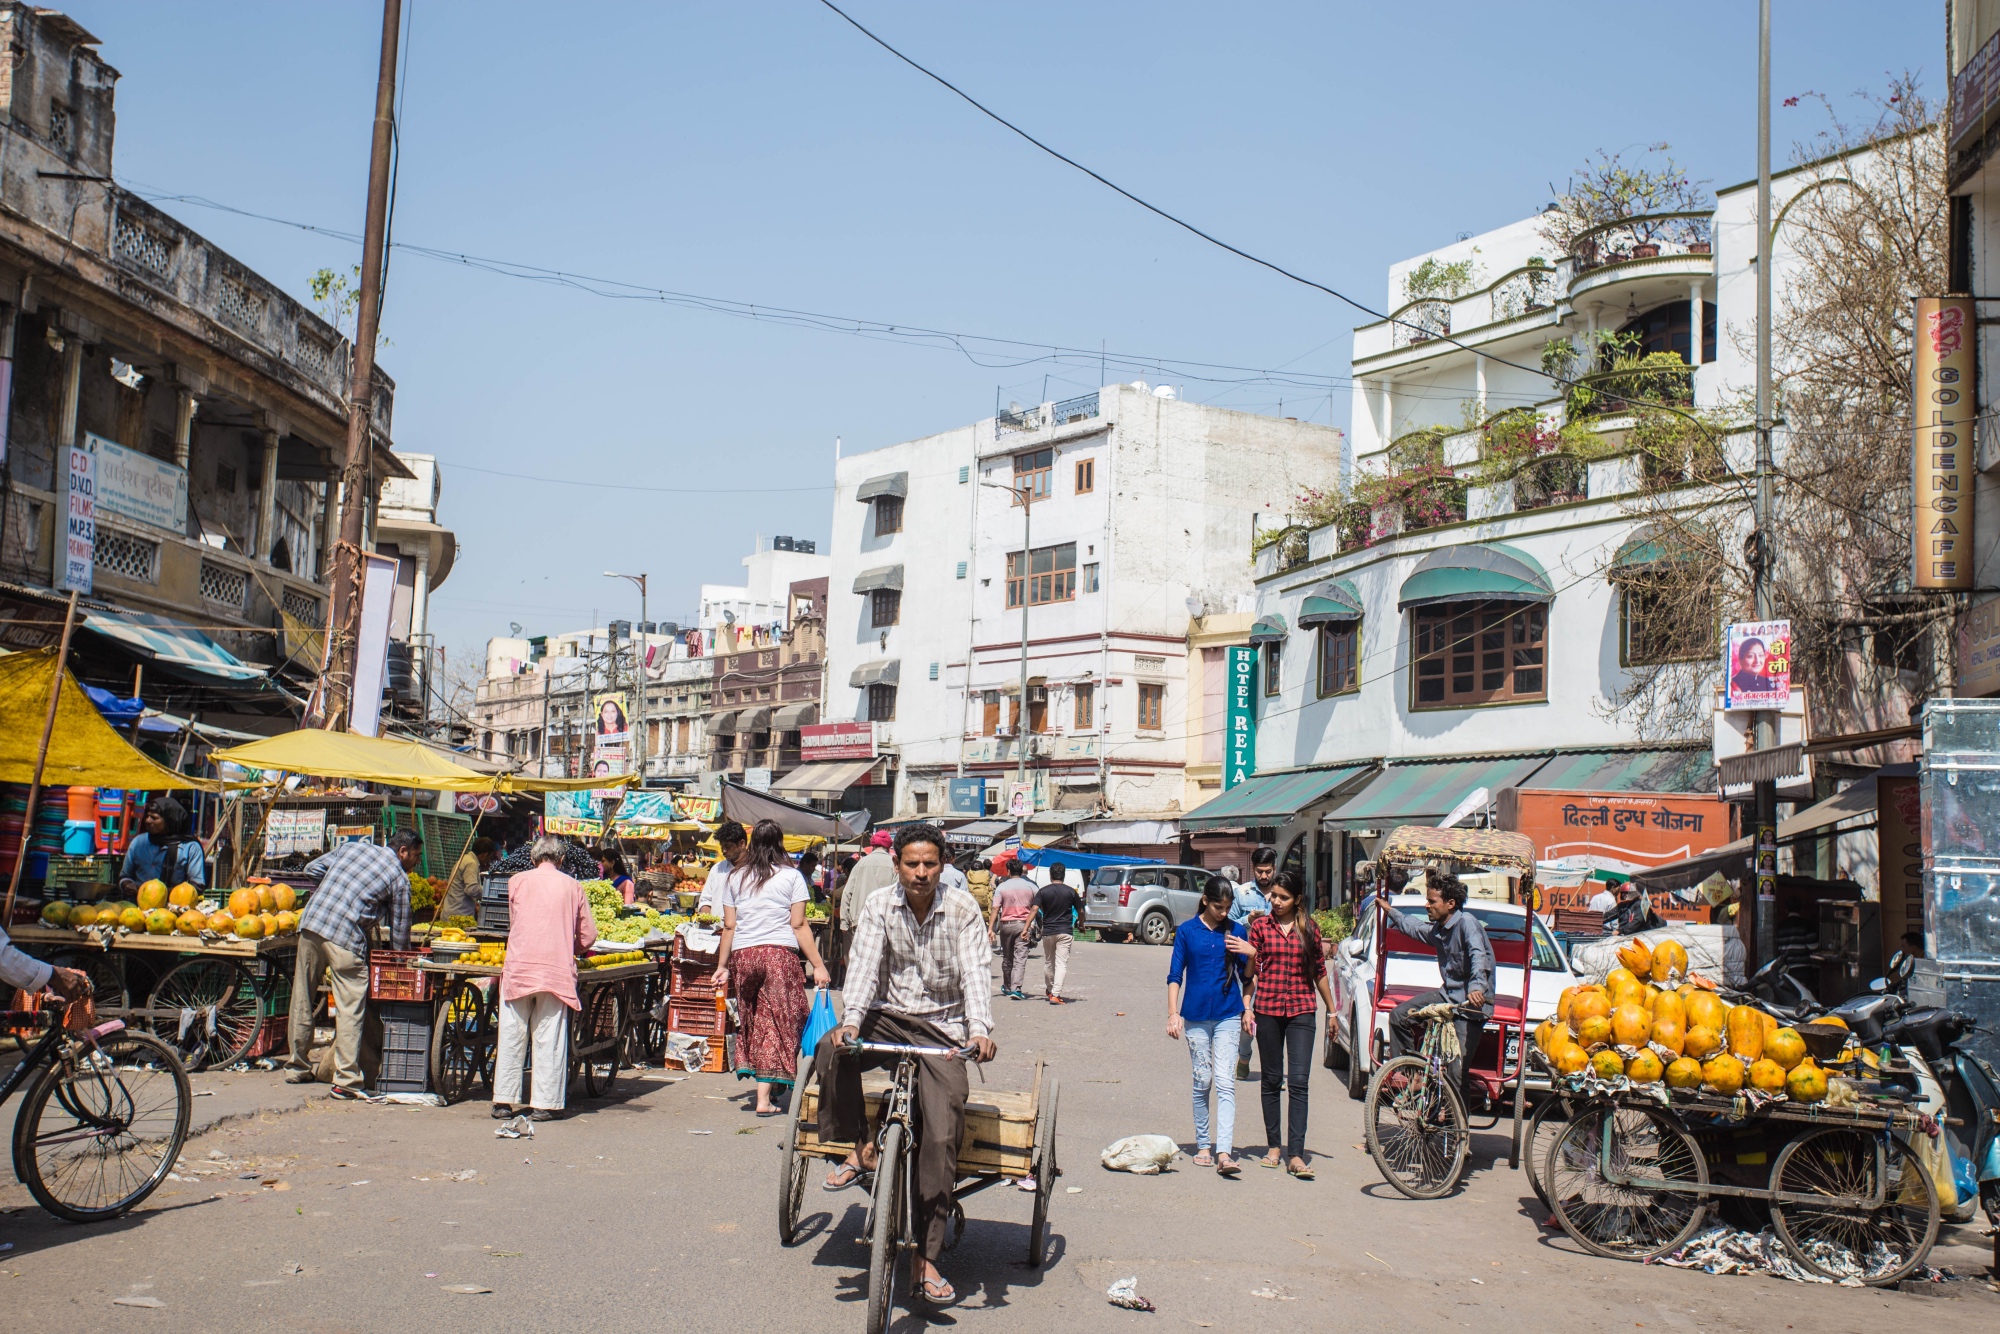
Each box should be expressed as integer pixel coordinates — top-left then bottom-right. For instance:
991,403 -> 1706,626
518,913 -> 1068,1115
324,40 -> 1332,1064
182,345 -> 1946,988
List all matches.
413,956 -> 661,1104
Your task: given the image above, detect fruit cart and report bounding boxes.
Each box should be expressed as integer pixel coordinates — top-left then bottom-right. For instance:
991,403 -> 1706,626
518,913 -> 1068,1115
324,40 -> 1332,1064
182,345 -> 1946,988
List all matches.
411,953 -> 663,1104
7,921 -> 298,1071
1540,1080 -> 1942,1285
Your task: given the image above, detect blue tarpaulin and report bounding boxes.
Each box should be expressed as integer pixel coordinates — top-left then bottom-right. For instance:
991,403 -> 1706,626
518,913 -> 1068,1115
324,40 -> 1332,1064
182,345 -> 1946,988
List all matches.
83,684 -> 145,725
1012,845 -> 1170,873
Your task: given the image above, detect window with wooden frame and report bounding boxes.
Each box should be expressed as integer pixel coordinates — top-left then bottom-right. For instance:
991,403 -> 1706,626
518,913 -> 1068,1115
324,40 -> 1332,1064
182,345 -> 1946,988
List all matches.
867,683 -> 898,721
1411,601 -> 1547,707
1137,682 -> 1165,730
1317,624 -> 1359,697
981,690 -> 1001,736
1012,448 -> 1053,504
1005,542 -> 1077,607
874,494 -> 904,536
1621,583 -> 1715,666
870,588 -> 902,628
1081,562 -> 1100,593
1074,458 -> 1095,494
1073,683 -> 1094,730
1262,641 -> 1282,697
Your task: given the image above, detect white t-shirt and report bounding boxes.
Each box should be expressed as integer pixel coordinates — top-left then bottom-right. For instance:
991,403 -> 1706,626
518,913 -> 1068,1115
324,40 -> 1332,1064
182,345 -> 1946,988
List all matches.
725,865 -> 809,951
698,864 -> 731,914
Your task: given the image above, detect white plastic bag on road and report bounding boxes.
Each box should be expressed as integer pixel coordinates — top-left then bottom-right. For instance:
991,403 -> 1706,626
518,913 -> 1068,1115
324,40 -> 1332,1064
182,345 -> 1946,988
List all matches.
1099,1134 -> 1179,1174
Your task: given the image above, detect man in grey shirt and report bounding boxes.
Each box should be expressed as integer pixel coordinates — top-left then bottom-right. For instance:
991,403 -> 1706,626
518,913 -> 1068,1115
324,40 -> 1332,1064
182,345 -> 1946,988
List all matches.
1385,870 -> 1494,1104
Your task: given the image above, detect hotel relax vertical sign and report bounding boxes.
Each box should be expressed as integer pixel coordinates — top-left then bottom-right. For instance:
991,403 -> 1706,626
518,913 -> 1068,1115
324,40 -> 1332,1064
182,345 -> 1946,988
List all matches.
1913,296 -> 1976,590
1224,645 -> 1257,790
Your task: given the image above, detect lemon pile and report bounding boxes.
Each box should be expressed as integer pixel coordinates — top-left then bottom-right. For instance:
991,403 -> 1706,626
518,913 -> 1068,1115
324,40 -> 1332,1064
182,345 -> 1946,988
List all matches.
431,925 -> 475,944
466,942 -> 507,967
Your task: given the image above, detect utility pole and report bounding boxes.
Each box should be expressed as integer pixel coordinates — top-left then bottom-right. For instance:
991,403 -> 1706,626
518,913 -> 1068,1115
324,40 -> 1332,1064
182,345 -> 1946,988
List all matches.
318,0 -> 402,731
1750,0 -> 1777,971
606,572 -> 648,785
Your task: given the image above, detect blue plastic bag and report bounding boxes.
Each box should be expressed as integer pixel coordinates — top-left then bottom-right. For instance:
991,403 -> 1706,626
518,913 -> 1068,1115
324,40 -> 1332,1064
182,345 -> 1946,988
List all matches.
800,988 -> 838,1057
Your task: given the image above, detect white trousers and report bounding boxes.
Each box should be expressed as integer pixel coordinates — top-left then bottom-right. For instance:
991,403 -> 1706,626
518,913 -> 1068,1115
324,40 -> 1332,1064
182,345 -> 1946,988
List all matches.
494,991 -> 571,1110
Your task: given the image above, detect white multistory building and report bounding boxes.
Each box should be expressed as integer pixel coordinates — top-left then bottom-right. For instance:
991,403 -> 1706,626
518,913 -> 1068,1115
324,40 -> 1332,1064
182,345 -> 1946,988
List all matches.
825,383 -> 1344,853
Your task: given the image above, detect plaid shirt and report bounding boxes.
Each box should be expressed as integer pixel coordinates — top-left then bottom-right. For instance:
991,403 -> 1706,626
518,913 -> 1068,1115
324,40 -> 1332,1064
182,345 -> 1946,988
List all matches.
843,880 -> 993,1043
1248,915 -> 1326,1018
298,843 -> 411,959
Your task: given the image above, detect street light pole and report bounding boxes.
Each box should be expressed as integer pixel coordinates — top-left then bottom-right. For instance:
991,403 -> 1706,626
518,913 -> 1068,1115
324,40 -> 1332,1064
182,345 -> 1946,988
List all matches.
606,572 -> 648,786
981,480 -> 1034,845
1750,0 -> 1777,970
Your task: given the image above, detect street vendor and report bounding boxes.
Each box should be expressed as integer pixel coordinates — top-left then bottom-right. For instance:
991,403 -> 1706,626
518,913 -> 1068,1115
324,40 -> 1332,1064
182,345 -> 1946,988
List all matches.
1384,869 -> 1494,1106
439,837 -> 498,920
285,829 -> 421,1099
492,836 -> 597,1121
117,796 -> 205,894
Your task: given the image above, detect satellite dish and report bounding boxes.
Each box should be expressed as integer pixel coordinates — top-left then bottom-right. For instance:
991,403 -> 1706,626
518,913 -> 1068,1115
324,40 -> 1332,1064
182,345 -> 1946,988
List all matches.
508,622 -> 522,636
1438,787 -> 1490,830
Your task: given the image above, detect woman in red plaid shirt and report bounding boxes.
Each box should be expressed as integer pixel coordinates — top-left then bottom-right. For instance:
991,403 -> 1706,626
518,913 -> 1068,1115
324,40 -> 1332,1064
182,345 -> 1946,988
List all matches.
1243,871 -> 1334,1178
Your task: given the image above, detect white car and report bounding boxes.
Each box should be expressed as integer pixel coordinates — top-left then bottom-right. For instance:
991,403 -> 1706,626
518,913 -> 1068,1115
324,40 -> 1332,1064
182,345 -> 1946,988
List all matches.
1326,894 -> 1578,1101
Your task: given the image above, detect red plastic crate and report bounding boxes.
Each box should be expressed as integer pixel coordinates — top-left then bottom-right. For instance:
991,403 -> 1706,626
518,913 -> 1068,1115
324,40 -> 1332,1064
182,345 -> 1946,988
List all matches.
243,1014 -> 289,1061
666,1000 -> 729,1037
367,949 -> 434,1003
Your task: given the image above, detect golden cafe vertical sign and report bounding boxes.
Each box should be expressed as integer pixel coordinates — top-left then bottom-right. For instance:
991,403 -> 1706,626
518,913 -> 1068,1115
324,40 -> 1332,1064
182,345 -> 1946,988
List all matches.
1913,296 -> 1976,590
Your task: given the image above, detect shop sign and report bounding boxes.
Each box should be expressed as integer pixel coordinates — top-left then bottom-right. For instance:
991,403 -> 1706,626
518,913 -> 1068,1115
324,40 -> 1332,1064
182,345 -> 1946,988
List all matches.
545,788 -> 602,837
263,809 -> 326,858
0,589 -> 71,650
1224,646 -> 1256,789
1912,296 -> 1976,589
84,432 -> 187,532
1959,596 -> 2000,698
1720,619 -> 1791,712
744,767 -> 772,792
1878,775 -> 1924,959
1500,788 -> 1733,881
58,443 -> 93,594
676,794 -> 720,822
948,776 -> 988,816
802,721 -> 875,761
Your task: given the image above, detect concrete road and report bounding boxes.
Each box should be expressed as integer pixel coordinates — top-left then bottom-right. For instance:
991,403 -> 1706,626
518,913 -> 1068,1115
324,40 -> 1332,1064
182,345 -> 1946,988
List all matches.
2,939 -> 1996,1332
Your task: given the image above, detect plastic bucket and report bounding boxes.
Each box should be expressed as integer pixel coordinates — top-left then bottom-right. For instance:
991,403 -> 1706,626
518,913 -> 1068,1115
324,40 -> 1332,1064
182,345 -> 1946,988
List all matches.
66,786 -> 97,821
62,821 -> 96,855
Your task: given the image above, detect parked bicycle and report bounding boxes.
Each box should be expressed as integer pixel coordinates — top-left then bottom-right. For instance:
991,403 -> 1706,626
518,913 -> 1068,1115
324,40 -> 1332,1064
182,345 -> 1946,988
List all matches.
0,1003 -> 191,1221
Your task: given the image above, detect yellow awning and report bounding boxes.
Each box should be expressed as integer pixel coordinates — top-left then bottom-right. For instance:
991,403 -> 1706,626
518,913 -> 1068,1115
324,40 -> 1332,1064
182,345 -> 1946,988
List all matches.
209,728 -> 637,795
0,649 -> 218,791
696,833 -> 826,855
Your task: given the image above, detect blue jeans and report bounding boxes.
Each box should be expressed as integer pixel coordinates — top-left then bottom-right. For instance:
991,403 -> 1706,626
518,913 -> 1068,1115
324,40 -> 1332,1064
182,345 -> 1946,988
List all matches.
1184,1018 -> 1242,1153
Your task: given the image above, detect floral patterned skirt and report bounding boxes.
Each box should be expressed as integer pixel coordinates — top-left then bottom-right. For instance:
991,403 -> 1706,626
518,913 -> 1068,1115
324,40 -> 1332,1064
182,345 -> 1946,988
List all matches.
732,944 -> 808,1084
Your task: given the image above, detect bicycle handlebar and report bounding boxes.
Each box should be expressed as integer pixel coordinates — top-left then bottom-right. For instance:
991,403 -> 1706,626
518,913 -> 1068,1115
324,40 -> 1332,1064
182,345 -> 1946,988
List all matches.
845,1038 -> 983,1062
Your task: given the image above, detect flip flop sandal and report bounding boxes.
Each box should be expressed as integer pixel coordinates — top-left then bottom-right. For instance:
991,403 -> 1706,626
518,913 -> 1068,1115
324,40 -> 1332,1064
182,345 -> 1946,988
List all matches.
914,1276 -> 956,1305
1257,1156 -> 1282,1169
1286,1162 -> 1316,1181
822,1164 -> 867,1191
755,1107 -> 784,1117
1191,1151 -> 1214,1168
1216,1156 -> 1242,1177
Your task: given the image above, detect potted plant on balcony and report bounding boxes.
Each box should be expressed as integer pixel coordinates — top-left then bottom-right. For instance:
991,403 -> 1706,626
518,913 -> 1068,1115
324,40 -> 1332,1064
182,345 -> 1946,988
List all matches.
1631,242 -> 1661,259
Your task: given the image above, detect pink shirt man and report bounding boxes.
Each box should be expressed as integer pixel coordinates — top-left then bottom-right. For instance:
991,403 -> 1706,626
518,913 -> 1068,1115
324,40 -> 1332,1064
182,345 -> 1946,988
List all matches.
501,862 -> 597,1009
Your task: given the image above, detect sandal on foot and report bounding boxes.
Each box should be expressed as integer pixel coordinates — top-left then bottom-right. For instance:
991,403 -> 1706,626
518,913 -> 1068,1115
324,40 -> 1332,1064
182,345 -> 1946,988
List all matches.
914,1275 -> 956,1305
1258,1155 -> 1282,1169
1191,1150 -> 1214,1168
1286,1160 -> 1315,1180
1216,1154 -> 1241,1177
823,1163 -> 866,1191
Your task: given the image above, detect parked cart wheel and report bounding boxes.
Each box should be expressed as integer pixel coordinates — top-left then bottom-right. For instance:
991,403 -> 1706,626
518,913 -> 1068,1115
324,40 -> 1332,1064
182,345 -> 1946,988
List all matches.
576,985 -> 624,1100
1767,1127 -> 1939,1286
1027,1074 -> 1059,1266
1364,1055 -> 1468,1199
1523,1095 -> 1572,1211
777,1068 -> 811,1245
1545,1105 -> 1709,1261
428,978 -> 492,1105
46,948 -> 129,1013
145,958 -> 261,1071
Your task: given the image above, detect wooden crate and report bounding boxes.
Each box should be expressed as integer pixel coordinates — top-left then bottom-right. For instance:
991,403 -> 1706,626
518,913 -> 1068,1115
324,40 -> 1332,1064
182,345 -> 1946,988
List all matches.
795,1069 -> 1036,1178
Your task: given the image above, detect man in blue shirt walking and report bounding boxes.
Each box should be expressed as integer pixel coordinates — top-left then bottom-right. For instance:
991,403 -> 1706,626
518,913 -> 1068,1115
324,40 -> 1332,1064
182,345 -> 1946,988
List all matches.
1167,878 -> 1255,1175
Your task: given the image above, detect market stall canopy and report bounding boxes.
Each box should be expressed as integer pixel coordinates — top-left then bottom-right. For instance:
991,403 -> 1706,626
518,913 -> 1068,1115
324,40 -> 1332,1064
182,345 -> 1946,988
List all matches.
1515,747 -> 1712,793
855,472 -> 908,502
1325,754 -> 1550,830
83,608 -> 267,682
850,659 -> 900,688
0,649 -> 219,790
209,728 -> 632,794
1295,580 -> 1364,627
945,818 -> 1012,846
1181,763 -> 1375,831
1014,845 -> 1167,872
1247,614 -> 1287,645
718,778 -> 870,840
771,759 -> 877,801
1377,824 -> 1537,876
1397,542 -> 1553,611
852,565 -> 904,594
771,702 -> 817,730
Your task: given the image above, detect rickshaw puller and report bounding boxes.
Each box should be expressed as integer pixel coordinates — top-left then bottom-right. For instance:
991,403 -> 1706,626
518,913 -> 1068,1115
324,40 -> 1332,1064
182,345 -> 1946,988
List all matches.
1385,871 -> 1495,1105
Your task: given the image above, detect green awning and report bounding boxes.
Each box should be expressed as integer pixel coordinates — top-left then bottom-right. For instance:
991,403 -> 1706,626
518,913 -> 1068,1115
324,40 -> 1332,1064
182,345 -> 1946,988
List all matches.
1181,763 -> 1374,831
1397,541 -> 1553,611
1295,579 -> 1364,627
1520,748 -> 1713,793
1324,753 -> 1554,830
1247,614 -> 1288,645
1608,524 -> 1699,581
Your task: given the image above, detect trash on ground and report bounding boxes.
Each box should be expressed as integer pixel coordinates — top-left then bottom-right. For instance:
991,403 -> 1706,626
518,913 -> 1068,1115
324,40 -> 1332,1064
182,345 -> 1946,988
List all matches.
441,1284 -> 492,1294
113,1295 -> 164,1308
494,1116 -> 533,1140
1100,1134 -> 1179,1174
1106,1276 -> 1155,1311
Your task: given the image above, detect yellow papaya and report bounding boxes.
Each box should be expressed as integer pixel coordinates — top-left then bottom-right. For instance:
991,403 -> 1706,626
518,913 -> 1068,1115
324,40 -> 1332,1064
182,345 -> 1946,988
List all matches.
1726,1005 -> 1766,1061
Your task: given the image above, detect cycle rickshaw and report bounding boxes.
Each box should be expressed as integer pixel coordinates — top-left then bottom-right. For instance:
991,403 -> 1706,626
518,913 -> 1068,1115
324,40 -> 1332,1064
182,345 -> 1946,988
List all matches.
1359,825 -> 1538,1199
778,1039 -> 1058,1334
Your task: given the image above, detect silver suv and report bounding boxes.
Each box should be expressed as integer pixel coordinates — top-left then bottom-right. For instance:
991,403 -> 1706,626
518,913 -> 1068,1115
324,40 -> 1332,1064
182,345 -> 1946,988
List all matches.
1081,863 -> 1230,946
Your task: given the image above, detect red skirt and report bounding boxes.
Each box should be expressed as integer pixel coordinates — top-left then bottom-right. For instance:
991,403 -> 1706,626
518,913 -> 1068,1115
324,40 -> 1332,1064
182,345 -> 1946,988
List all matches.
732,944 -> 809,1084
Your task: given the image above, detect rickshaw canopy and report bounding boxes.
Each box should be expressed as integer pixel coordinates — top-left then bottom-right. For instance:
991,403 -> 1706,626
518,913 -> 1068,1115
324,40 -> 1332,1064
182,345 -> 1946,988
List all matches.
1376,825 -> 1536,878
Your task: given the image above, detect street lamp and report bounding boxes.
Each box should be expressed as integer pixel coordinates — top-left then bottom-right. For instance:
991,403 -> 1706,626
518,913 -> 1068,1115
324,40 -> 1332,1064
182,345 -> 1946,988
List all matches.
980,478 -> 1036,845
604,571 -> 647,785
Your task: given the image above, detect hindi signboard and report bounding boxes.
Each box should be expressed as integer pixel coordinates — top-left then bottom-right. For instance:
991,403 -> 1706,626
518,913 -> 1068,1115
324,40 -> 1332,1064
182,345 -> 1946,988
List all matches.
85,432 -> 187,532
1224,646 -> 1257,790
1500,788 -> 1732,883
1720,619 -> 1791,712
263,808 -> 327,859
1912,296 -> 1976,589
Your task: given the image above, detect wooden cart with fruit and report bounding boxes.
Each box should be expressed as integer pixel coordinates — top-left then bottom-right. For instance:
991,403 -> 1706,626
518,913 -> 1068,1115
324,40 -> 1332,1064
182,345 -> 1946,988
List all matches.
413,952 -> 662,1105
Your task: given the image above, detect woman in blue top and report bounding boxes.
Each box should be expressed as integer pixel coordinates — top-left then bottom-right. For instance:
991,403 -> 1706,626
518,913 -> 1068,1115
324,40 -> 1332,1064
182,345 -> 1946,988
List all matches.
117,796 -> 206,894
1166,877 -> 1255,1175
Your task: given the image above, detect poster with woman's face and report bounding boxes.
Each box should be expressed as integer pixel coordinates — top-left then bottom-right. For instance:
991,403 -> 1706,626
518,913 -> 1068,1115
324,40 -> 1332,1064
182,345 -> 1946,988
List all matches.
1721,619 -> 1791,711
593,691 -> 630,743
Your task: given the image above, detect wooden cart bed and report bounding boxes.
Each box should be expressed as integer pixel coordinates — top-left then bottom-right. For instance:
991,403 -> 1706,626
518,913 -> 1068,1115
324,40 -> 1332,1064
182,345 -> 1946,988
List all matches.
793,1068 -> 1039,1178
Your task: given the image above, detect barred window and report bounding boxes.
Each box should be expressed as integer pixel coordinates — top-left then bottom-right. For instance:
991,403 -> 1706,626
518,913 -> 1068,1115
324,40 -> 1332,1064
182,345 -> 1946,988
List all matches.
1412,601 -> 1546,707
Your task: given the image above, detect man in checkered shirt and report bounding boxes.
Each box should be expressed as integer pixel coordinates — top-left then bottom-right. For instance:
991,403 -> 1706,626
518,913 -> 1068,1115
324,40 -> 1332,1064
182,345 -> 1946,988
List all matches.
286,829 -> 421,1099
812,822 -> 996,1307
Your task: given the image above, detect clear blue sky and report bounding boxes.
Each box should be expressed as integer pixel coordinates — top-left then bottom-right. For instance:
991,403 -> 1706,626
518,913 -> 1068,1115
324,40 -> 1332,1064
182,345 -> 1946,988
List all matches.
59,0 -> 1939,669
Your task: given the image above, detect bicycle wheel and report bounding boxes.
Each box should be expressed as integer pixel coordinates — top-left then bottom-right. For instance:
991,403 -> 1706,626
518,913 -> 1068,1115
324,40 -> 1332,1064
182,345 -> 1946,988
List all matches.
145,958 -> 260,1071
1523,1096 -> 1572,1210
1768,1128 -> 1939,1286
1365,1055 -> 1468,1199
428,979 -> 491,1105
577,986 -> 623,1099
11,1028 -> 190,1223
1028,1075 -> 1059,1266
777,1070 -> 810,1245
1546,1105 -> 1708,1261
866,1121 -> 906,1334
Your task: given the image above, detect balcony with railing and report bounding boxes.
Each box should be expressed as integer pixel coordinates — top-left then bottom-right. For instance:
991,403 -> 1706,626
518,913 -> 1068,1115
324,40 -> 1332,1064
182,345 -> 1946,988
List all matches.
1565,211 -> 1713,307
1354,261 -> 1569,363
1568,360 -> 1696,420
